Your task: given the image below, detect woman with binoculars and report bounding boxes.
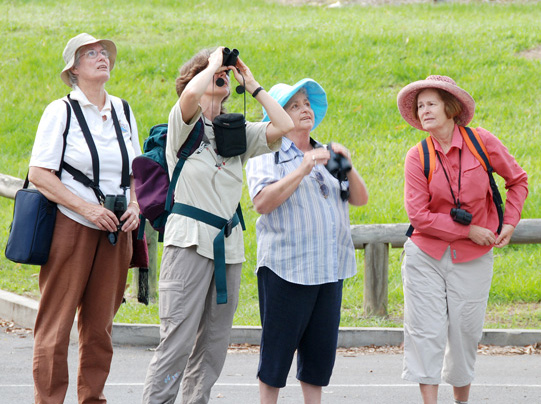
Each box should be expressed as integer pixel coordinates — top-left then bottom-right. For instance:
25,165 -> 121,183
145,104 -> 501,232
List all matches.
141,47 -> 293,404
245,78 -> 368,403
28,33 -> 141,403
397,75 -> 528,404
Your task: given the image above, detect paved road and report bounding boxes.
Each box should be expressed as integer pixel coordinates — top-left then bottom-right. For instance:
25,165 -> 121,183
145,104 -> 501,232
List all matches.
1,325 -> 540,404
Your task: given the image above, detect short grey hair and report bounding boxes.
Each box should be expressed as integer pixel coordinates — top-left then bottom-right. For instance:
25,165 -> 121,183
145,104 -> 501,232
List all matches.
284,87 -> 308,109
67,48 -> 83,87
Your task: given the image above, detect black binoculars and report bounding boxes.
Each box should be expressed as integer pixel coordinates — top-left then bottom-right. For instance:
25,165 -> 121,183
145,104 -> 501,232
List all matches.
325,143 -> 352,182
450,208 -> 472,225
222,47 -> 239,67
104,194 -> 127,245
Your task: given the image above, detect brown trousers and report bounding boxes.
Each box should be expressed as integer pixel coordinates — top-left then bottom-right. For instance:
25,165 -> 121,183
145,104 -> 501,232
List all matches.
33,211 -> 131,404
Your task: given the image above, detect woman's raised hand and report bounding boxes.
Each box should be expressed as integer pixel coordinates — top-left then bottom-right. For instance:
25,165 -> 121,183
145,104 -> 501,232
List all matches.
208,47 -> 225,72
229,57 -> 259,94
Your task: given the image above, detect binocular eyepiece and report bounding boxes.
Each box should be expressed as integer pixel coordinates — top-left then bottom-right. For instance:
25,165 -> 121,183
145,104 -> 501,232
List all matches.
222,47 -> 239,67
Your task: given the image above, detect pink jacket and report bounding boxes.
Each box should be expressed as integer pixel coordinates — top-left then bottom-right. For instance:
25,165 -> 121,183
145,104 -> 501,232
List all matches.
404,125 -> 528,263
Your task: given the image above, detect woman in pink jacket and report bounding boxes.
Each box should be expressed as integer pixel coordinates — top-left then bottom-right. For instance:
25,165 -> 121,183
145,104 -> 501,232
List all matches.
397,75 -> 528,404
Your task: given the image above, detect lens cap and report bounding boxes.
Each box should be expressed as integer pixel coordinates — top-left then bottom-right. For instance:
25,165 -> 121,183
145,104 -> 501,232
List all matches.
107,232 -> 118,246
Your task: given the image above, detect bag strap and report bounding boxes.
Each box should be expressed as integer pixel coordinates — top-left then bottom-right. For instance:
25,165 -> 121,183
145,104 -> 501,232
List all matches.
459,126 -> 491,170
164,118 -> 204,212
111,105 -> 131,189
138,118 -> 207,241
24,101 -> 72,190
460,126 -> 504,234
417,137 -> 436,184
66,95 -> 130,203
122,98 -> 131,130
67,95 -> 101,187
59,101 -> 72,175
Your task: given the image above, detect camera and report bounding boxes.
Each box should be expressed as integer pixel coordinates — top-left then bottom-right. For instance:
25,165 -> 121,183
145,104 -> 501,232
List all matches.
450,208 -> 472,225
325,142 -> 352,182
104,194 -> 127,245
222,47 -> 239,66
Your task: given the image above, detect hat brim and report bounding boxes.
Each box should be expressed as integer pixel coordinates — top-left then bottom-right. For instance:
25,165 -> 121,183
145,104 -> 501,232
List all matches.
397,79 -> 475,131
263,78 -> 328,131
61,38 -> 117,87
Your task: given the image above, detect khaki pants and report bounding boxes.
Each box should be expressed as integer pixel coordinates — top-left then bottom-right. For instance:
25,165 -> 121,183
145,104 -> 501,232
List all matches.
401,239 -> 493,387
33,212 -> 131,404
142,245 -> 241,404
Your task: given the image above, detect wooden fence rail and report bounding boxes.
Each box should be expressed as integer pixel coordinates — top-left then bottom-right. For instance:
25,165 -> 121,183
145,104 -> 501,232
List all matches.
351,219 -> 541,316
1,173 -> 540,316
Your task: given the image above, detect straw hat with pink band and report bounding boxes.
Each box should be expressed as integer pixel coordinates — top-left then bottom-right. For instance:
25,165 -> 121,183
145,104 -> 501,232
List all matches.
396,75 -> 476,131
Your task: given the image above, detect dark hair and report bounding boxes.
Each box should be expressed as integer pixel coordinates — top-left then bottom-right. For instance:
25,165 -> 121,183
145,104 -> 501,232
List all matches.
413,88 -> 463,125
175,48 -> 228,114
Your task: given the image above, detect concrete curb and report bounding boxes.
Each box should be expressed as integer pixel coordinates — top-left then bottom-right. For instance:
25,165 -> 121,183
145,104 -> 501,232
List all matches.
2,289 -> 540,348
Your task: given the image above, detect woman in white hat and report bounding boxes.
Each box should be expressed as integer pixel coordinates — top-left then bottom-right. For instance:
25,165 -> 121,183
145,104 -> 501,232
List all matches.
397,75 -> 528,404
245,78 -> 368,403
141,47 -> 293,404
28,33 -> 141,403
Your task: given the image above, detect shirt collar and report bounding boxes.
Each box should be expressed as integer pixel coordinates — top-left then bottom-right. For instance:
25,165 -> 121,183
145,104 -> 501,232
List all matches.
281,136 -> 322,154
432,124 -> 464,153
70,85 -> 111,112
451,124 -> 464,149
280,136 -> 297,154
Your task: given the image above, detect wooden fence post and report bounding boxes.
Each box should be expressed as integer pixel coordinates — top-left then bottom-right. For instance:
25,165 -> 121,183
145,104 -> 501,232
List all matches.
363,242 -> 389,316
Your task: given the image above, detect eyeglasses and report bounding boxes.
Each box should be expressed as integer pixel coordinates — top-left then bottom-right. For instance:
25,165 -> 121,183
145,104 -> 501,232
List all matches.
313,171 -> 329,199
82,49 -> 110,59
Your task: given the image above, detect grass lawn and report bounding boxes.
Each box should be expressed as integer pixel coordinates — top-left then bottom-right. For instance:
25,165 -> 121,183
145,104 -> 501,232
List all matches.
0,0 -> 540,328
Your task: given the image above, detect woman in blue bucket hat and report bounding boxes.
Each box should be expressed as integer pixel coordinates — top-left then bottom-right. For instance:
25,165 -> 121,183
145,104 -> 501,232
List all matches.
246,78 -> 368,403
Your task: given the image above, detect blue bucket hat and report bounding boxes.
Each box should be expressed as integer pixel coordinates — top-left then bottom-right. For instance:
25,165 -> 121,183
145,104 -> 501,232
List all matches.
262,78 -> 328,131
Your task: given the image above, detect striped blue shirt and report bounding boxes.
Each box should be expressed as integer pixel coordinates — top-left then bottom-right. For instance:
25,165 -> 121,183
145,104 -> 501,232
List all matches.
245,137 -> 357,285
